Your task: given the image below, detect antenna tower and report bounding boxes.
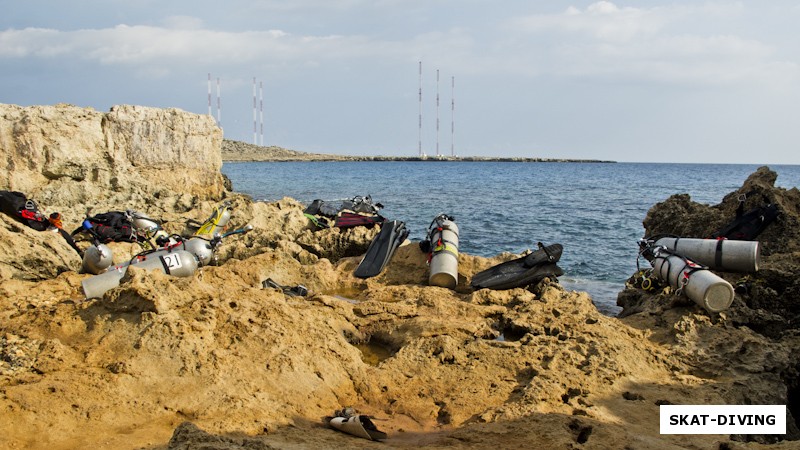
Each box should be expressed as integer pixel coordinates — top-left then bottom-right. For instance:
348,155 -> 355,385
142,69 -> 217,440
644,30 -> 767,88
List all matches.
436,69 -> 440,157
253,77 -> 258,145
418,61 -> 423,158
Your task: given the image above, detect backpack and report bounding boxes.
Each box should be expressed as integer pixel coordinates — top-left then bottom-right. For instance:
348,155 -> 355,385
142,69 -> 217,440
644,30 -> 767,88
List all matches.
0,190 -> 50,231
76,211 -> 137,243
1,190 -> 84,255
711,193 -> 780,240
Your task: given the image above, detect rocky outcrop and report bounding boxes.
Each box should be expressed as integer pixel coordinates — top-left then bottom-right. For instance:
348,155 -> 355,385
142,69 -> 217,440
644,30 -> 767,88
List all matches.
618,166 -> 800,337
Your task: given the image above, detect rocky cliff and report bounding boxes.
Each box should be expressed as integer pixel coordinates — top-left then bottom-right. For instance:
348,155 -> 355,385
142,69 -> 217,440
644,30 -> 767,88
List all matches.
1,104 -> 799,449
0,103 -> 226,205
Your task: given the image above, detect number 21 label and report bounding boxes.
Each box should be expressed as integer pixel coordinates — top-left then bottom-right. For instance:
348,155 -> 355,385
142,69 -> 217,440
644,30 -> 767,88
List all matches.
161,253 -> 184,273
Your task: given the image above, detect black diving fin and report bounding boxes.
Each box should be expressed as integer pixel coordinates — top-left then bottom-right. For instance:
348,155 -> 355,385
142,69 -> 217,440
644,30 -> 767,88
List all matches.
471,243 -> 564,290
354,220 -> 409,278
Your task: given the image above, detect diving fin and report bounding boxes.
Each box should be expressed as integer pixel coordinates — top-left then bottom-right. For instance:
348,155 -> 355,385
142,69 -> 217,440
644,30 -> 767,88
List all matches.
471,243 -> 564,290
354,220 -> 409,278
329,415 -> 387,441
471,261 -> 564,291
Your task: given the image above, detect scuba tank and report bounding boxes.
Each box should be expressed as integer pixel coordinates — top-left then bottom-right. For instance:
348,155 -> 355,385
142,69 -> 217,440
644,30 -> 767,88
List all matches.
196,202 -> 232,236
81,243 -> 114,275
127,210 -> 165,250
128,210 -> 160,234
424,214 -> 459,289
182,237 -> 215,266
653,237 -> 760,273
82,249 -> 199,299
648,246 -> 734,313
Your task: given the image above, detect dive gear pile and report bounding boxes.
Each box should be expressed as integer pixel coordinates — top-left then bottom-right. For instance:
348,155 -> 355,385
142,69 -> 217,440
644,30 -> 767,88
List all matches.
82,224 -> 253,299
303,195 -> 386,230
637,234 -> 762,313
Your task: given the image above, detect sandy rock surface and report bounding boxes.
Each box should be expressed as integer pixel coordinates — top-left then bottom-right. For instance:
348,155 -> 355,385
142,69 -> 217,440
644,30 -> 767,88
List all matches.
1,104 -> 799,449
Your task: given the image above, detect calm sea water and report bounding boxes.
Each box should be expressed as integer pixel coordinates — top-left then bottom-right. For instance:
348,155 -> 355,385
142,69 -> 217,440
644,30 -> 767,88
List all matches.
222,161 -> 800,315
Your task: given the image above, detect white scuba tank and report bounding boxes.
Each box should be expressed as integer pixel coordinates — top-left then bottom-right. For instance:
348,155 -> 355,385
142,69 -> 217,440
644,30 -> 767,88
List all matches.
427,215 -> 459,289
82,249 -> 199,299
654,237 -> 760,273
650,248 -> 734,313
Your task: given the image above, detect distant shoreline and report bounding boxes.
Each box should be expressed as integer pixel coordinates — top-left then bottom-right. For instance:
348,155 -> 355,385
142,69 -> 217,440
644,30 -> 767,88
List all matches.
221,139 -> 615,164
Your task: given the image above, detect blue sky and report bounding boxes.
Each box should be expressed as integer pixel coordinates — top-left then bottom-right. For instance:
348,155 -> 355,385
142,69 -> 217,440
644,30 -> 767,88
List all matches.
1,1 -> 799,163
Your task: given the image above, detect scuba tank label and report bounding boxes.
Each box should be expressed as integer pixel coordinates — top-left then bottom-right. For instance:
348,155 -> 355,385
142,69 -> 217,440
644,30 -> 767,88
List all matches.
160,253 -> 184,275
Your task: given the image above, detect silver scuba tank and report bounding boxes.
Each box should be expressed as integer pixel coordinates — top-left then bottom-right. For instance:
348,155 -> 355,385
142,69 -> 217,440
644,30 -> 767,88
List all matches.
654,237 -> 760,273
82,249 -> 199,299
182,237 -> 215,266
128,211 -> 160,233
81,243 -> 113,275
427,215 -> 459,289
650,247 -> 734,313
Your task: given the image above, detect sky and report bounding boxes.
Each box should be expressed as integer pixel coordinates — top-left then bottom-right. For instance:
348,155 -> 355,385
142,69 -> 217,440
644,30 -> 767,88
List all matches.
1,1 -> 799,164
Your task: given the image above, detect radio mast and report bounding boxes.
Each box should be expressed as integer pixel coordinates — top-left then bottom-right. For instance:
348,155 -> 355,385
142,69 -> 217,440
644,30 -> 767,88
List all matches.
418,61 -> 423,158
252,77 -> 257,145
436,69 -> 440,158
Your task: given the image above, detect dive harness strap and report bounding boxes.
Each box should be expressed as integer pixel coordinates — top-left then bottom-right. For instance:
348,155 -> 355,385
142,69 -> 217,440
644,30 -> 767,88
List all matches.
426,214 -> 457,263
652,247 -> 707,295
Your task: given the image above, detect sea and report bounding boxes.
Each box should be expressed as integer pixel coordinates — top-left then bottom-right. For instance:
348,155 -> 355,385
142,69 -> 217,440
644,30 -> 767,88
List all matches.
221,161 -> 800,315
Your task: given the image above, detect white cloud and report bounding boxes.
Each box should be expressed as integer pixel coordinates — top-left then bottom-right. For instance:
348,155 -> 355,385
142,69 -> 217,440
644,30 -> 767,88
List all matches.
511,1 -> 667,42
502,1 -> 797,88
0,24 -> 376,71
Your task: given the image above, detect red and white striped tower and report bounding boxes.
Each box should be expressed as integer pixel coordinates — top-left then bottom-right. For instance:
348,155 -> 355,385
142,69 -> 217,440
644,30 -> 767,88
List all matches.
436,68 -> 440,158
207,73 -> 212,117
418,61 -> 423,158
259,81 -> 264,146
253,77 -> 258,145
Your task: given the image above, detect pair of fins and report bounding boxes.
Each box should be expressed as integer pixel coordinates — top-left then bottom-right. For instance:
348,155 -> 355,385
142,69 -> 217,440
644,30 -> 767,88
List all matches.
354,220 -> 409,278
470,243 -> 564,290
